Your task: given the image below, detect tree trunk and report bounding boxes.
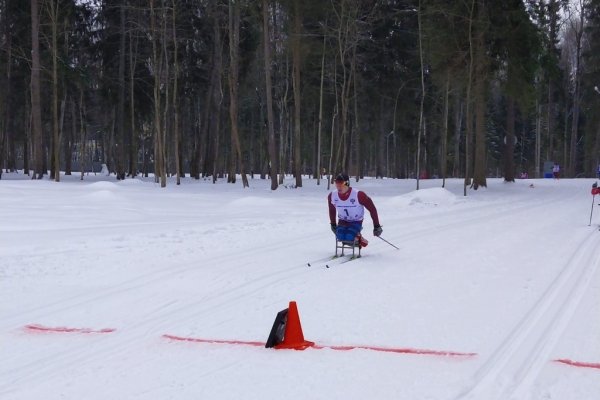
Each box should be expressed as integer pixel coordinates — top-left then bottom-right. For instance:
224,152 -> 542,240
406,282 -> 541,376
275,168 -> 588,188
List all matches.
536,99 -> 541,178
0,7 -> 11,178
208,11 -> 223,184
31,0 -> 44,179
48,0 -> 60,181
291,0 -> 303,187
173,0 -> 181,185
79,89 -> 86,180
150,0 -> 166,187
129,18 -> 139,177
65,97 -> 75,175
262,0 -> 278,190
352,55 -> 360,181
416,0 -> 425,190
453,93 -> 462,178
161,5 -> 170,181
315,31 -> 326,184
228,0 -> 248,187
441,74 -> 449,187
332,0 -> 361,175
472,0 -> 487,190
504,96 -> 515,182
568,5 -> 585,177
116,2 -> 126,180
464,0 -> 476,195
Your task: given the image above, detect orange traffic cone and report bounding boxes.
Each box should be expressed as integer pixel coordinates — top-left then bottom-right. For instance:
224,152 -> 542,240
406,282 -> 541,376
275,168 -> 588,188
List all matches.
274,301 -> 314,350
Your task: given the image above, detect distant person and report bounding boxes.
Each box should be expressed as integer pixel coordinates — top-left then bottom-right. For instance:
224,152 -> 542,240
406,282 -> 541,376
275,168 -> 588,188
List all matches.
596,164 -> 600,179
328,173 -> 382,246
552,163 -> 560,179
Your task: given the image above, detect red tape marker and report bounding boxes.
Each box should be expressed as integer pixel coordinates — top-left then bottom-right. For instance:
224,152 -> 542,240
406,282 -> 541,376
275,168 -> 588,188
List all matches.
162,334 -> 264,347
554,359 -> 600,370
162,334 -> 476,357
25,324 -> 116,334
313,344 -> 477,357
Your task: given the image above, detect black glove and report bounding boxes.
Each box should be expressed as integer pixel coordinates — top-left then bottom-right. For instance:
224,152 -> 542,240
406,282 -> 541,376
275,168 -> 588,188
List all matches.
330,223 -> 337,234
373,225 -> 383,237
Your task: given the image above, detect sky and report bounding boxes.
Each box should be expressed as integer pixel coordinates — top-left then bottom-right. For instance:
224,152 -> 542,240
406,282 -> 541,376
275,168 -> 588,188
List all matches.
1,173 -> 599,400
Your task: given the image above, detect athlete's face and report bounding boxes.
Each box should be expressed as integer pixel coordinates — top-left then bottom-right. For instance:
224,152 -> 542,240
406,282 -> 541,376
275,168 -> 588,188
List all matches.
335,180 -> 349,193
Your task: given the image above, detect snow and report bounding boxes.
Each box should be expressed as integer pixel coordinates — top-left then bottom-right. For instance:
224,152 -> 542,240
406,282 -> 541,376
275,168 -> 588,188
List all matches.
1,173 -> 599,400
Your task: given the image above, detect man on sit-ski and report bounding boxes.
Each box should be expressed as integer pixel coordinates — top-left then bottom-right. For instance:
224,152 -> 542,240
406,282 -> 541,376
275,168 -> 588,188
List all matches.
328,173 -> 382,248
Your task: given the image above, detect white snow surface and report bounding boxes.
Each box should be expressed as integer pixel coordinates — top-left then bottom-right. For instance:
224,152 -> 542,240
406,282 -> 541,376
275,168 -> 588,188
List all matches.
1,174 -> 599,400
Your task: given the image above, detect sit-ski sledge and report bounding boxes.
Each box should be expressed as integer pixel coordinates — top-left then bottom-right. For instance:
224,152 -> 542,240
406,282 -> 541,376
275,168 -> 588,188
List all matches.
335,234 -> 368,258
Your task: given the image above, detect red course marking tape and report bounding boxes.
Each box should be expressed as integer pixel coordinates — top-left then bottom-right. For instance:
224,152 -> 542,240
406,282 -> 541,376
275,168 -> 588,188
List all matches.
553,359 -> 600,370
24,324 -> 116,334
162,334 -> 476,357
162,334 -> 264,347
312,344 -> 477,357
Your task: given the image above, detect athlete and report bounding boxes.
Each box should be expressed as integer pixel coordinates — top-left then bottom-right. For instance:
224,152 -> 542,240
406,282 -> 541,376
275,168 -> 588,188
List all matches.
328,173 -> 382,246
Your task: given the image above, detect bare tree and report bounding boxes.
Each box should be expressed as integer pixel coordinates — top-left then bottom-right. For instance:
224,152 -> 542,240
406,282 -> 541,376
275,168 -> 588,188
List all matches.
128,4 -> 140,177
173,0 -> 181,185
205,6 -> 224,183
504,96 -> 516,182
31,0 -> 44,179
565,0 -> 587,177
416,0 -> 425,190
472,0 -> 488,189
116,2 -> 126,180
44,0 -> 62,181
228,0 -> 248,187
315,29 -> 326,185
291,0 -> 302,187
150,0 -> 166,187
262,0 -> 278,190
464,0 -> 476,196
0,0 -> 10,178
331,0 -> 357,174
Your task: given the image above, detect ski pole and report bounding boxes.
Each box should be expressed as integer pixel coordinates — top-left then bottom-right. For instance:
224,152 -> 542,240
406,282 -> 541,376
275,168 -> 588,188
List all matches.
589,195 -> 595,226
377,236 -> 400,250
589,182 -> 598,226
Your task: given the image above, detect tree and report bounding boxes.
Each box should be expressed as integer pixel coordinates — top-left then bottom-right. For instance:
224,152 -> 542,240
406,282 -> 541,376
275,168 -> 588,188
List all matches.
150,0 -> 166,187
262,0 -> 278,190
228,0 -> 249,187
291,0 -> 303,187
116,1 -> 126,180
31,0 -> 44,179
565,0 -> 587,177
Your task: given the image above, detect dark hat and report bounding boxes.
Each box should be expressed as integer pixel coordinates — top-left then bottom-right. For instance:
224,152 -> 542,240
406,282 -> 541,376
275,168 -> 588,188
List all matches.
335,173 -> 350,186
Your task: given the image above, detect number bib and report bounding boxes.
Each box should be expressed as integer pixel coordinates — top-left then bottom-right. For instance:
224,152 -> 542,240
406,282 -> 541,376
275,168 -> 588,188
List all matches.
331,189 -> 364,222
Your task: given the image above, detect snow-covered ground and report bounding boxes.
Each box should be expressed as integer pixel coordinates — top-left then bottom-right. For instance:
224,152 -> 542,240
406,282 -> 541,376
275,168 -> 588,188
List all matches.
1,173 -> 599,400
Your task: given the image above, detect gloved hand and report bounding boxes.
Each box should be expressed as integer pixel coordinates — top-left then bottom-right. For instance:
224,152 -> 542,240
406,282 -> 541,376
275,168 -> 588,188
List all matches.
330,223 -> 337,234
373,225 -> 383,237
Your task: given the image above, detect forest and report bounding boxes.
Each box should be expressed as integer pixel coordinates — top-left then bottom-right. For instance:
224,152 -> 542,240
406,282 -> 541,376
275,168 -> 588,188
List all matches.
1,0 -> 600,190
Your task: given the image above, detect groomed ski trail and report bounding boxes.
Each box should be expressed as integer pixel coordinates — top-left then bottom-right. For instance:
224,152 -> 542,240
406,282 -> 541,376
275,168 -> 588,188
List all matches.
453,230 -> 600,400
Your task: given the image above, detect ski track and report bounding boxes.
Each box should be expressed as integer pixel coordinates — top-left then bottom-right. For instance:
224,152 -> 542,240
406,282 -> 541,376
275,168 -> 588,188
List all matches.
382,187 -> 570,251
1,227 -> 320,330
4,187 -> 545,332
1,184 -> 591,396
4,189 -> 552,331
452,228 -> 600,400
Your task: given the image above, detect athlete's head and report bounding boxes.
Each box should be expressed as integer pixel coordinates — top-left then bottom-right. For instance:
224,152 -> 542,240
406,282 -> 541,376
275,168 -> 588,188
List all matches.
335,173 -> 350,187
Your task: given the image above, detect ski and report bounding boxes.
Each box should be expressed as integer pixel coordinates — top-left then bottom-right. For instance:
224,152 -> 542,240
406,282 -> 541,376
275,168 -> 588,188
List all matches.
306,255 -> 338,267
307,254 -> 360,269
